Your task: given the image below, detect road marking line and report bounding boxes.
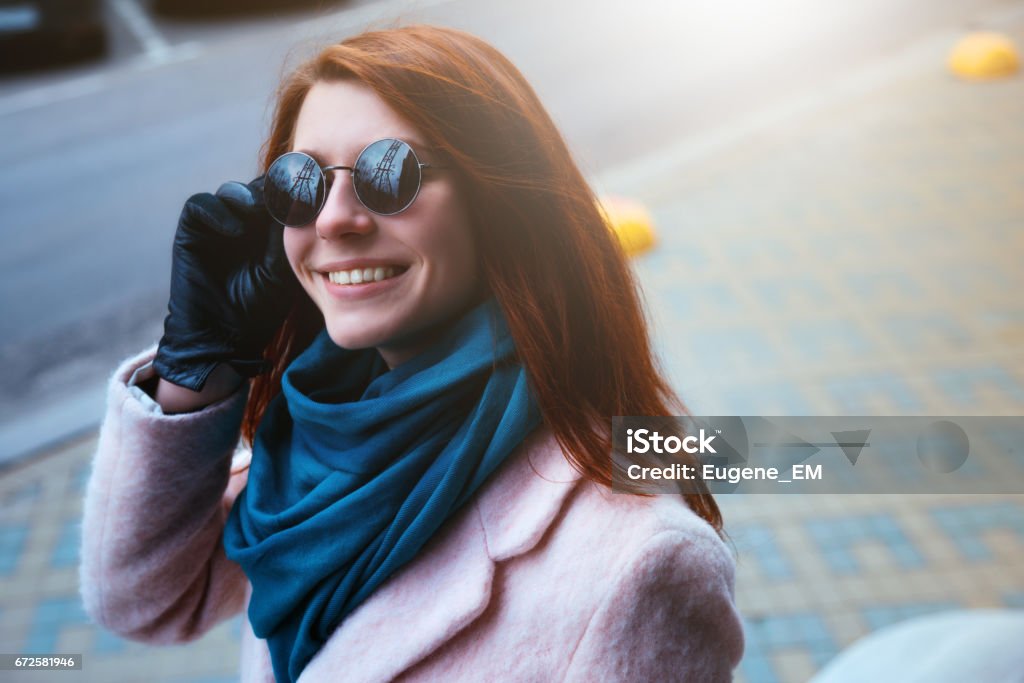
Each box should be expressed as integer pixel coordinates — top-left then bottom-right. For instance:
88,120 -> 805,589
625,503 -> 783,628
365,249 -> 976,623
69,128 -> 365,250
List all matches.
0,73 -> 109,118
0,43 -> 201,118
109,0 -> 172,62
0,0 -> 456,119
594,31 -> 953,195
288,0 -> 459,38
595,2 -> 1024,195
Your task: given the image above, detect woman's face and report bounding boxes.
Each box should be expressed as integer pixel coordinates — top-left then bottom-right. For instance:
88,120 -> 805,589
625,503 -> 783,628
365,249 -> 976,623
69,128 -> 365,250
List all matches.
284,80 -> 482,367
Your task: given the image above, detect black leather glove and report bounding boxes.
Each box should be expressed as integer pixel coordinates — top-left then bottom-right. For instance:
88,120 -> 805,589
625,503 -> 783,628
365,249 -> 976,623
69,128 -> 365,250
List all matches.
153,177 -> 299,392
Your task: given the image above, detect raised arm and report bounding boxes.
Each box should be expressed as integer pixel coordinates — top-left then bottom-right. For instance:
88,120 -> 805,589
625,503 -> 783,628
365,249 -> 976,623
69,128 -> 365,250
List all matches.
79,348 -> 252,643
80,175 -> 299,642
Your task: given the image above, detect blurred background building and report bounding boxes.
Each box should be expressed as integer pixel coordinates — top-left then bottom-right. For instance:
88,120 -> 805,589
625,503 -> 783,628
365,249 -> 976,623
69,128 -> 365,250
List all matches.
1,1 -> 1022,681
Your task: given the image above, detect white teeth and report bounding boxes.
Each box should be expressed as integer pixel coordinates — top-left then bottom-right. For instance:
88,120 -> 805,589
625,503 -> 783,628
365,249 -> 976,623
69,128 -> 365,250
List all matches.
327,266 -> 404,286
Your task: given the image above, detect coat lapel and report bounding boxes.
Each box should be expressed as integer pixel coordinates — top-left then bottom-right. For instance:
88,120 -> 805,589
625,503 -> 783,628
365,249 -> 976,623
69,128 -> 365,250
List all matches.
297,425 -> 582,682
475,425 -> 583,562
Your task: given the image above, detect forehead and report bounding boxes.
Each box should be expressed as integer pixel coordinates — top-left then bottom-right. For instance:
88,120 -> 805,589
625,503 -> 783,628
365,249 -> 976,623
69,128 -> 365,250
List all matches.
292,80 -> 426,157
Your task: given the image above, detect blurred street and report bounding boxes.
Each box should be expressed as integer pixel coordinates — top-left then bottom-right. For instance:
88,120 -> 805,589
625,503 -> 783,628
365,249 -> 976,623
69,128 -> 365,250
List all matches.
1,1 -> 1024,682
0,0 -> 1018,459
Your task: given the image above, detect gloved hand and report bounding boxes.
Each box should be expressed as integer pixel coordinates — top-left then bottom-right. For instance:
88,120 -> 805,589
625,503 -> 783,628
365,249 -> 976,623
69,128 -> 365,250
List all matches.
153,177 -> 299,392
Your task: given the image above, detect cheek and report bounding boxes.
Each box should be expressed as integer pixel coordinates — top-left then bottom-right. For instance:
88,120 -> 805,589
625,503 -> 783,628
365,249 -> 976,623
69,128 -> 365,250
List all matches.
437,221 -> 479,297
412,205 -> 475,285
447,208 -> 480,291
283,230 -> 318,297
283,230 -> 308,276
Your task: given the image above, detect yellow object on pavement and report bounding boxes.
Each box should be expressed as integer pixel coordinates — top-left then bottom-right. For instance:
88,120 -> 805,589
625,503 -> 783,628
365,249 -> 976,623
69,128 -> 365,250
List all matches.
599,195 -> 657,257
948,32 -> 1020,80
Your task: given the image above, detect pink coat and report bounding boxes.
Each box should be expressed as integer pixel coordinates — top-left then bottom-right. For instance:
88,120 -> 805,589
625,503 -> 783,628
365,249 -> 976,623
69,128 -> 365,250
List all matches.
80,349 -> 744,682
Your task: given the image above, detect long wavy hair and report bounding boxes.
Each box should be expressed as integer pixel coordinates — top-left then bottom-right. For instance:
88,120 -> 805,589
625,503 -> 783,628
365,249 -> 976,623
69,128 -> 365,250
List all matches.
240,25 -> 722,534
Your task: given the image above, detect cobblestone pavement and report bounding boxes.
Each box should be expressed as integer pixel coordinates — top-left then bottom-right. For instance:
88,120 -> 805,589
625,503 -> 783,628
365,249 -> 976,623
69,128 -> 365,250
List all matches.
631,14 -> 1024,683
2,14 -> 1023,683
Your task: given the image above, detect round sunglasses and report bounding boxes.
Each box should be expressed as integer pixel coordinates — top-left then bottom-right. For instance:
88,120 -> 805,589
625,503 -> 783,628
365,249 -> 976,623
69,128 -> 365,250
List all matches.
264,138 -> 443,226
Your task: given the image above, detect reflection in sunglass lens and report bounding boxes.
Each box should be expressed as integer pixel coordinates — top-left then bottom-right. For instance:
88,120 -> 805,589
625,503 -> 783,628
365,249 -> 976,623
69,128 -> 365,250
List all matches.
353,139 -> 422,215
265,152 -> 326,227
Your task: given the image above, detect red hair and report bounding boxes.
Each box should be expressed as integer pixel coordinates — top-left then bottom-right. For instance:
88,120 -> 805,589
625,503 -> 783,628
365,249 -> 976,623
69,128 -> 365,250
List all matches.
242,25 -> 722,533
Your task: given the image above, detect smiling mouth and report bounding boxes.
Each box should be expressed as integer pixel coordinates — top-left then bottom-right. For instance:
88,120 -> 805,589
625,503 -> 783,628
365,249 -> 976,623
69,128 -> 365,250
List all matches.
324,265 -> 409,286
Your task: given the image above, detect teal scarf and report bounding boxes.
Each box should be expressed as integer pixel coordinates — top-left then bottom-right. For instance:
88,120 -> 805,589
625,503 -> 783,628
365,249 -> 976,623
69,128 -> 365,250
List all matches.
223,299 -> 540,683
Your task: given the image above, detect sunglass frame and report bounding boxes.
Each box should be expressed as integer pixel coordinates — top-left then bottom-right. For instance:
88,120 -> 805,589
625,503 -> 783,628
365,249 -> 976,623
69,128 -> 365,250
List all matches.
266,137 -> 439,226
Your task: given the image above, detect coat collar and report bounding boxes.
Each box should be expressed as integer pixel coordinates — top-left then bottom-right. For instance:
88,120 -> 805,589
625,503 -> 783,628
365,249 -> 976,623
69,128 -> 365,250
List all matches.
297,424 -> 582,683
475,424 -> 583,561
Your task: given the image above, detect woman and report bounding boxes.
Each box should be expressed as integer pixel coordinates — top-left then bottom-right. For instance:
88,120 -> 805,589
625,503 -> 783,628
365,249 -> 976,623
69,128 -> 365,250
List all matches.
79,25 -> 744,682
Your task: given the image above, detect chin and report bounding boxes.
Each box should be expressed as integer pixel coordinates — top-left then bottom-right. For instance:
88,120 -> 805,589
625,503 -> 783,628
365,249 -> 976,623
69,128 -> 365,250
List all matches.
323,323 -> 377,352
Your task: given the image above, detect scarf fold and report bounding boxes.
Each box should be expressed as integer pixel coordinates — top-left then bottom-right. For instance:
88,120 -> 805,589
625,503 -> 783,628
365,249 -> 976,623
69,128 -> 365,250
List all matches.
223,299 -> 540,683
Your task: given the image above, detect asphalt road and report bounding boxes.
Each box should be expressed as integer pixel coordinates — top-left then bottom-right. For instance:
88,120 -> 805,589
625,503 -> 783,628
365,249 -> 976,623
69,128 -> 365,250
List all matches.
0,0 -> 1013,441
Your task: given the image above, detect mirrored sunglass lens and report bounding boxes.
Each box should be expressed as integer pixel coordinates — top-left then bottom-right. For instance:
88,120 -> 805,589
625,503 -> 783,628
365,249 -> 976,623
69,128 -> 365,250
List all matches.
353,139 -> 421,215
265,152 -> 326,226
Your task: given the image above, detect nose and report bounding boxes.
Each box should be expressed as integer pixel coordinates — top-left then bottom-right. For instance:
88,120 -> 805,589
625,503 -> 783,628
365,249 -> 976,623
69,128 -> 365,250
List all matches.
313,172 -> 375,240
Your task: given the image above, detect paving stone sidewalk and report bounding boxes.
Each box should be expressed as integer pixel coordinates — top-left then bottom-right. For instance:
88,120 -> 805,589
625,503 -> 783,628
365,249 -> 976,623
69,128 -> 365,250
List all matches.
630,16 -> 1024,683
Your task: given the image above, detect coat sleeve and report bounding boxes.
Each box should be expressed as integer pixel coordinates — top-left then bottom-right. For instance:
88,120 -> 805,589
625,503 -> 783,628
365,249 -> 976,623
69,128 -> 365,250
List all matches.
562,528 -> 745,682
79,347 -> 252,644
